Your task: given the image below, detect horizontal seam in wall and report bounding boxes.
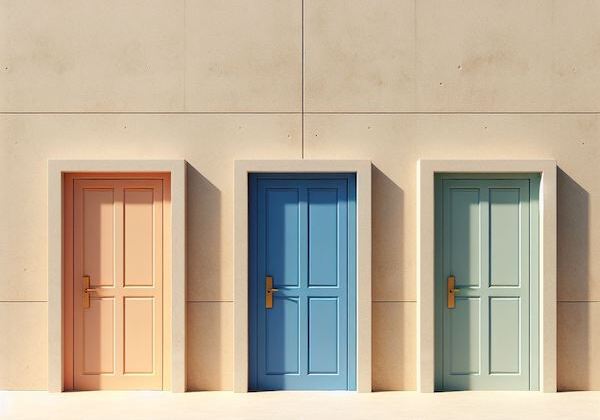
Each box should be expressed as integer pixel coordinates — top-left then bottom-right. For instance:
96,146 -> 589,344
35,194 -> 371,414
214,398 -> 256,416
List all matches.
558,300 -> 600,303
373,300 -> 416,303
187,300 -> 233,303
2,111 -> 600,115
0,300 -> 47,303
0,111 -> 302,115
305,111 -> 600,115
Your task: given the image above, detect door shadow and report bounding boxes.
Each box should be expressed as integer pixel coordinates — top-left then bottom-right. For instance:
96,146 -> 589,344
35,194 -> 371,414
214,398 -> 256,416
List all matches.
370,166 -> 407,391
556,167 -> 590,391
185,163 -> 224,390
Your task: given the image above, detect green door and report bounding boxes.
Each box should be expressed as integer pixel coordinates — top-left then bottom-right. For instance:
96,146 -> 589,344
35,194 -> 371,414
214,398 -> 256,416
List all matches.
435,176 -> 539,390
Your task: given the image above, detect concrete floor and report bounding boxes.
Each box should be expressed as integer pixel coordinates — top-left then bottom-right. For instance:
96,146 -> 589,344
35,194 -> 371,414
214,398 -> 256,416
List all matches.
1,391 -> 599,420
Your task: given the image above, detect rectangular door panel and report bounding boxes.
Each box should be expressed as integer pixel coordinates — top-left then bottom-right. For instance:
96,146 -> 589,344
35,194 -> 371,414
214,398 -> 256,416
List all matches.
266,297 -> 300,375
308,189 -> 338,287
83,189 -> 115,287
308,298 -> 339,374
489,297 -> 521,374
489,188 -> 521,287
449,188 -> 481,288
266,189 -> 300,288
83,297 -> 115,374
449,297 -> 480,375
124,297 -> 155,374
124,189 -> 155,287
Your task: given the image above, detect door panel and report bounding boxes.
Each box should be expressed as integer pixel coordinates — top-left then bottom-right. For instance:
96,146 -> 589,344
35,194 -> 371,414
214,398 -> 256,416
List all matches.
449,189 -> 480,288
308,297 -> 339,374
449,297 -> 480,375
438,178 -> 535,390
124,189 -> 155,286
123,297 -> 155,374
83,189 -> 115,287
250,175 -> 356,390
73,179 -> 163,390
308,189 -> 339,287
489,297 -> 521,374
83,297 -> 115,374
265,297 -> 300,375
489,189 -> 521,287
266,189 -> 300,288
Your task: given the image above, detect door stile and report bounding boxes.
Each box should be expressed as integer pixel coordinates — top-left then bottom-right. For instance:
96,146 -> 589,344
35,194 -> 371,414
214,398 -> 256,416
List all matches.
441,182 -> 450,385
114,182 -> 125,378
154,180 -> 164,385
299,184 -> 309,378
72,181 -> 85,385
519,183 -> 531,384
255,181 -> 267,382
480,184 -> 490,379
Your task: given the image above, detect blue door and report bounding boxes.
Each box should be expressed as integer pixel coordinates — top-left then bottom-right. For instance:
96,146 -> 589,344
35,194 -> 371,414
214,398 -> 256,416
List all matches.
249,174 -> 356,390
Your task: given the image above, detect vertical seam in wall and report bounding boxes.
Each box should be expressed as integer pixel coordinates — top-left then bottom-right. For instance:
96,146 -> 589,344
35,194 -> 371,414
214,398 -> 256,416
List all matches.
301,0 -> 305,159
183,0 -> 187,112
413,0 -> 418,109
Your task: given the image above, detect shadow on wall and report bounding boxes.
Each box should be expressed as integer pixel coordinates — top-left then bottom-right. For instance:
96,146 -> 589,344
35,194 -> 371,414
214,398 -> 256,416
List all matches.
371,165 -> 413,390
185,163 -> 226,390
372,165 -> 405,301
556,167 -> 590,391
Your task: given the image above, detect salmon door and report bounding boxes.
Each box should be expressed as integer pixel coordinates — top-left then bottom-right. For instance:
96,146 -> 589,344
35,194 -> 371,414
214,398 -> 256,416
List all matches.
71,178 -> 164,390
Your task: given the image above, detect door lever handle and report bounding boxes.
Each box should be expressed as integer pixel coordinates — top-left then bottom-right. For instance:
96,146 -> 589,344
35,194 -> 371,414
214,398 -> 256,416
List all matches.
82,275 -> 97,309
265,276 -> 278,309
447,275 -> 460,309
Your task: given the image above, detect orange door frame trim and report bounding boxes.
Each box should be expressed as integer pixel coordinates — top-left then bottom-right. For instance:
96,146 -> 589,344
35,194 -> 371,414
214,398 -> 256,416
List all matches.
63,172 -> 172,390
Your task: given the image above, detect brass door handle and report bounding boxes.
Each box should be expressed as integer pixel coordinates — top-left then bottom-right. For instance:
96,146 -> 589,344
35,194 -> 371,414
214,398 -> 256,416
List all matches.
447,275 -> 460,309
82,275 -> 97,309
265,276 -> 278,309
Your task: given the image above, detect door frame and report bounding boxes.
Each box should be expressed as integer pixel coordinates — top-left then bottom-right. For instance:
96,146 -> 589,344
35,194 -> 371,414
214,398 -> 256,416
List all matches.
234,160 -> 372,393
417,159 -> 557,393
48,160 -> 186,392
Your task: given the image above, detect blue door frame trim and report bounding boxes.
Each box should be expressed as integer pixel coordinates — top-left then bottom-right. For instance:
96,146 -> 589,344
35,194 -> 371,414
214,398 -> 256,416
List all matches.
249,173 -> 357,390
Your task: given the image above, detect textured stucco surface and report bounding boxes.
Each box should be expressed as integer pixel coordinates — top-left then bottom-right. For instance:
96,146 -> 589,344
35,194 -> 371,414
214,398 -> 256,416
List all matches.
1,0 -> 599,390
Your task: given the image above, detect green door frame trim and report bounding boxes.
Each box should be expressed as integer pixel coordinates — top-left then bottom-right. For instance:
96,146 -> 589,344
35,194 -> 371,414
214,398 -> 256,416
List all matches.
417,160 -> 557,393
434,173 -> 540,390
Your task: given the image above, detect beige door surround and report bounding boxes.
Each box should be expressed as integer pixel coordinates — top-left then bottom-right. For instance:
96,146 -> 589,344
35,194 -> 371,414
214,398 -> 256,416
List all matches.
48,160 -> 187,393
416,159 -> 557,393
233,160 -> 372,392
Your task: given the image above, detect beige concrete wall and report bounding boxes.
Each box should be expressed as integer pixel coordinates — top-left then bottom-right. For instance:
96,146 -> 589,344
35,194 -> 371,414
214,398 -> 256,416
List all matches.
0,0 -> 599,390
